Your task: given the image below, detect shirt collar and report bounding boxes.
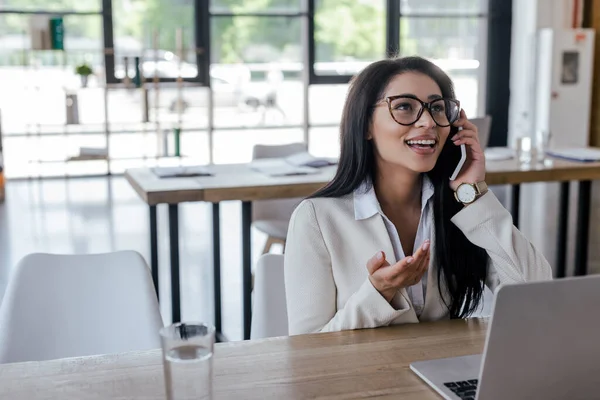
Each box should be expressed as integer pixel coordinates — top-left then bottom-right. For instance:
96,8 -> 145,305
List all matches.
353,175 -> 435,221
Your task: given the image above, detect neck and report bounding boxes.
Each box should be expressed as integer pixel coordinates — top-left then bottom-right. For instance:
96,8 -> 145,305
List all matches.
373,162 -> 422,210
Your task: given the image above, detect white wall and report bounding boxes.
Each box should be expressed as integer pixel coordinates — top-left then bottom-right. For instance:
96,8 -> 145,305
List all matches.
508,0 -> 580,144
507,0 -> 600,276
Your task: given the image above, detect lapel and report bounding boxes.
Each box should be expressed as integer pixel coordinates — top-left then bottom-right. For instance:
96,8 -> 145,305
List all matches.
362,213 -> 417,320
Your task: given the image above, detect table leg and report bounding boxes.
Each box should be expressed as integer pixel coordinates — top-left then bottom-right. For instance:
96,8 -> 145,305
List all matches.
149,205 -> 159,300
212,203 -> 225,341
168,204 -> 181,323
242,201 -> 252,340
555,182 -> 570,278
511,184 -> 520,229
574,181 -> 592,276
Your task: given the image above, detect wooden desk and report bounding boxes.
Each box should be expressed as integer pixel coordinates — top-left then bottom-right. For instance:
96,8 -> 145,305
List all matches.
125,154 -> 600,339
0,319 -> 488,400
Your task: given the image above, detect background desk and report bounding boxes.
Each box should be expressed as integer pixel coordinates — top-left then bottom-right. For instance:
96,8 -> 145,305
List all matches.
126,154 -> 600,339
0,319 -> 487,400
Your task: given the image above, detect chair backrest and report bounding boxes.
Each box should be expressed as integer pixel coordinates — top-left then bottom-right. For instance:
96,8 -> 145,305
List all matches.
252,143 -> 307,222
471,115 -> 492,149
251,254 -> 288,339
252,142 -> 307,160
0,251 -> 163,364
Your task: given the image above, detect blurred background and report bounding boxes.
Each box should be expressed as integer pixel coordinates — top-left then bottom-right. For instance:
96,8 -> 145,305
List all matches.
0,0 -> 488,177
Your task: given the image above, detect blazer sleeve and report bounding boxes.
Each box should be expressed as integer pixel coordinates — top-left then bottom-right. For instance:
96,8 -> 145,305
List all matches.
284,200 -> 410,335
451,191 -> 553,292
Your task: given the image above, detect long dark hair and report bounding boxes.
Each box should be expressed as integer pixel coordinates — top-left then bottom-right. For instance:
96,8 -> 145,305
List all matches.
309,56 -> 488,318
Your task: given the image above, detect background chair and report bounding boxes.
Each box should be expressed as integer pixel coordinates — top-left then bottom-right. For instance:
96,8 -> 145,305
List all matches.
252,142 -> 306,254
471,115 -> 492,149
250,253 -> 288,339
0,251 -> 163,364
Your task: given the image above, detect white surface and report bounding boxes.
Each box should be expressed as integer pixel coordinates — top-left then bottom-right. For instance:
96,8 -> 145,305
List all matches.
534,29 -> 595,148
249,158 -> 319,177
251,143 -> 306,244
253,220 -> 288,240
509,0 -> 580,144
284,152 -> 337,168
0,251 -> 163,364
250,254 -> 288,339
546,147 -> 600,161
153,165 -> 212,178
484,147 -> 515,161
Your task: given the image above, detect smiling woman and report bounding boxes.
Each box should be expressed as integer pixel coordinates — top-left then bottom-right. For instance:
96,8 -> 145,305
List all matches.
283,56 -> 552,335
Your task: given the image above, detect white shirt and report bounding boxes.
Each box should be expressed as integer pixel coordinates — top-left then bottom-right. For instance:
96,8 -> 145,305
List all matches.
353,176 -> 435,316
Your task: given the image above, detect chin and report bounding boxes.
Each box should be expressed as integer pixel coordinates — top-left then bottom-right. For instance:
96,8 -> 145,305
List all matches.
409,161 -> 438,174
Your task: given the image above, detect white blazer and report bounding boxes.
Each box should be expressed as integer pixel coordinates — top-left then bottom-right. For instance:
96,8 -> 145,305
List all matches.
284,190 -> 553,335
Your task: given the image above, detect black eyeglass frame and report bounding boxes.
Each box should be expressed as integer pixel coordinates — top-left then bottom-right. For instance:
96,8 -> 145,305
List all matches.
376,94 -> 461,127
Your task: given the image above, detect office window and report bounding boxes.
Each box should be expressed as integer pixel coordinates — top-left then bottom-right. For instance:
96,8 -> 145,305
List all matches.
111,0 -> 198,82
399,0 -> 488,117
210,16 -> 303,129
210,0 -> 301,13
209,3 -> 304,164
0,0 -> 101,11
0,1 -> 496,178
314,0 -> 385,77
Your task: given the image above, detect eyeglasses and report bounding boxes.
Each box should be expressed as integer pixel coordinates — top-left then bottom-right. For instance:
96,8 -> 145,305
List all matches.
376,95 -> 460,127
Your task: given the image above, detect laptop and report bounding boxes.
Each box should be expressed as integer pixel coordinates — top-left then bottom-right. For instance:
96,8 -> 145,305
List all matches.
410,275 -> 600,400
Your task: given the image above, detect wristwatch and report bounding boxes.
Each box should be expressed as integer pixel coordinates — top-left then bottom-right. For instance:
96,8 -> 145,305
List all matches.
454,181 -> 488,205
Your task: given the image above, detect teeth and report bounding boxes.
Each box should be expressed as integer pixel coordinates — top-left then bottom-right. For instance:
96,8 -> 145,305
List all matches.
406,139 -> 436,145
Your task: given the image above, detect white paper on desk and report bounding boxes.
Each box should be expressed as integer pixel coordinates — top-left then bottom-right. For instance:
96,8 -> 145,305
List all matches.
284,152 -> 338,168
546,147 -> 600,162
250,159 -> 320,176
153,166 -> 212,178
485,147 -> 515,161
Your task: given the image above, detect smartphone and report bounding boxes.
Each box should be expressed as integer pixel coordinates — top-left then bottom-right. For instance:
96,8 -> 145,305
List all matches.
449,143 -> 466,181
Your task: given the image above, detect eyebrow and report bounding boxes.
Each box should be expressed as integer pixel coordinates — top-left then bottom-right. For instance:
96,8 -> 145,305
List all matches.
394,93 -> 443,101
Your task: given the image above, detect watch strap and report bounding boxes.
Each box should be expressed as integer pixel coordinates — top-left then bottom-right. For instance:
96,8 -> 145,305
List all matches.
475,181 -> 488,195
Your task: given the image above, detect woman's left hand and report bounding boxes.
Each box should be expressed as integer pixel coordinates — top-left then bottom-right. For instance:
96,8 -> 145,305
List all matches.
449,109 -> 486,191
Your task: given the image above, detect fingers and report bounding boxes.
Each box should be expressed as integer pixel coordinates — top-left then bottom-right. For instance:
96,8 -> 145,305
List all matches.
407,241 -> 430,284
452,109 -> 471,127
452,136 -> 481,149
390,240 -> 430,279
453,118 -> 478,133
452,110 -> 479,137
414,250 -> 431,284
451,127 -> 479,143
366,251 -> 388,275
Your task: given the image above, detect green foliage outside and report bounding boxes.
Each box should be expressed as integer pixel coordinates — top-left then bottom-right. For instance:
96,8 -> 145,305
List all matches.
0,0 -> 389,66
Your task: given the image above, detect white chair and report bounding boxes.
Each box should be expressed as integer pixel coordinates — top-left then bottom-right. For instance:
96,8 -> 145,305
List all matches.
471,115 -> 492,149
0,251 -> 163,364
250,254 -> 288,339
252,142 -> 306,254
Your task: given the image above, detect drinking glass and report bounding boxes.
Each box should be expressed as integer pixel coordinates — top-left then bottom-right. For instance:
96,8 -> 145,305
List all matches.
160,322 -> 215,400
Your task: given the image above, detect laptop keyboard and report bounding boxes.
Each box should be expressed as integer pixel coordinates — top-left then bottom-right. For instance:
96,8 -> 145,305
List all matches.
444,379 -> 478,400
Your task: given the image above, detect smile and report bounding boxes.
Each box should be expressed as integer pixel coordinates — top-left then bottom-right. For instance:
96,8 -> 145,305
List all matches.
404,139 -> 438,155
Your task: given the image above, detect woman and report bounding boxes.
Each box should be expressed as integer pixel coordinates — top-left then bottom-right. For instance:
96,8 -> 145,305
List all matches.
284,56 -> 552,335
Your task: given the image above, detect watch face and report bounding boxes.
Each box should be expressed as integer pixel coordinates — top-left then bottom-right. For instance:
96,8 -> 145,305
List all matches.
457,184 -> 477,203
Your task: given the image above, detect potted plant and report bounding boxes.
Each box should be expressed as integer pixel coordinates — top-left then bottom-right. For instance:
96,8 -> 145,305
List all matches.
75,63 -> 93,88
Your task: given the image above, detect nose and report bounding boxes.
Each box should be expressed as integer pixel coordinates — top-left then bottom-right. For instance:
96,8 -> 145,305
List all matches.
415,108 -> 437,129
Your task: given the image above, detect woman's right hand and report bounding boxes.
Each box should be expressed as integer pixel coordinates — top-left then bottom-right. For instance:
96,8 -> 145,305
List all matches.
367,241 -> 431,303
